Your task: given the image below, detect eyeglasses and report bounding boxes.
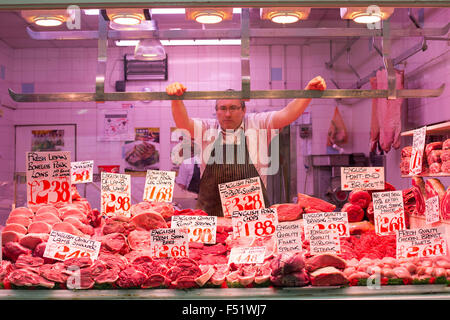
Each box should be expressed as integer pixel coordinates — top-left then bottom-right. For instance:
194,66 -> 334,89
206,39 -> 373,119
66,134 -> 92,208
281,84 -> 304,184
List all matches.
216,105 -> 242,112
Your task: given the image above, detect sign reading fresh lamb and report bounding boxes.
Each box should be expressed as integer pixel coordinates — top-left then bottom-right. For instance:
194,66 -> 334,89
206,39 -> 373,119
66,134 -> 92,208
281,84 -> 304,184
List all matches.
71,160 -> 94,184
231,208 -> 278,239
43,230 -> 101,261
228,246 -> 266,265
303,211 -> 349,240
396,227 -> 447,259
26,151 -> 72,208
372,191 -> 406,236
409,126 -> 427,175
143,170 -> 176,203
100,172 -> 131,218
171,215 -> 217,244
308,229 -> 341,255
219,177 -> 265,218
150,228 -> 189,259
340,166 -> 385,191
276,220 -> 303,253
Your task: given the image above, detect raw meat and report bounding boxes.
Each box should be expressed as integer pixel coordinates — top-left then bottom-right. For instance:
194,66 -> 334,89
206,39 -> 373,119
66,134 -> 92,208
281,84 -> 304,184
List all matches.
412,177 -> 426,198
305,253 -> 347,272
375,69 -> 404,153
425,142 -> 443,156
129,210 -> 168,231
195,265 -> 215,287
412,186 -> 426,216
1,230 -> 23,245
366,202 -> 374,223
127,230 -> 151,250
8,268 -> 55,288
270,252 -> 305,276
440,187 -> 450,221
28,221 -> 52,234
210,264 -> 229,286
93,268 -> 120,285
35,206 -> 59,217
270,203 -> 302,221
6,215 -> 31,228
52,222 -> 85,237
33,243 -> 56,264
401,146 -> 413,158
348,190 -> 371,209
116,266 -> 148,288
442,161 -> 450,173
64,217 -> 94,236
98,253 -> 128,271
297,193 -> 336,212
15,255 -> 44,269
425,178 -> 446,201
400,157 -> 411,175
341,203 -> 364,222
39,262 -> 69,283
369,76 -> 380,152
102,216 -> 136,236
60,208 -> 89,224
19,233 -> 49,250
132,201 -> 175,221
33,212 -> 61,226
309,266 -> 349,286
2,223 -> 27,235
441,150 -> 450,162
100,233 -> 130,255
429,162 -> 441,174
427,150 -> 443,165
270,270 -> 310,287
9,207 -> 34,218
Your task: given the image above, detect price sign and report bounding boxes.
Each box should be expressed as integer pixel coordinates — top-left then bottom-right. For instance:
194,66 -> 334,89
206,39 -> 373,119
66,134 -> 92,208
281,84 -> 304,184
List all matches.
219,177 -> 265,218
409,126 -> 427,175
309,228 -> 341,255
43,230 -> 101,262
341,167 -> 385,191
143,170 -> 176,203
372,191 -> 406,236
276,220 -> 303,253
171,215 -> 217,244
26,151 -> 72,209
100,172 -> 131,217
425,196 -> 440,224
231,208 -> 278,239
228,246 -> 266,265
71,160 -> 94,184
396,227 -> 447,259
150,228 -> 189,259
303,212 -> 349,240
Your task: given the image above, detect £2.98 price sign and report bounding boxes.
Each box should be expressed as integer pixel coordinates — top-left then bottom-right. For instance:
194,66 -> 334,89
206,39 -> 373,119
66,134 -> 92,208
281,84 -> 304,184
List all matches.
101,172 -> 132,217
219,177 -> 266,218
26,151 -> 72,208
43,230 -> 101,262
150,228 -> 189,259
396,227 -> 447,259
143,170 -> 175,203
232,208 -> 278,239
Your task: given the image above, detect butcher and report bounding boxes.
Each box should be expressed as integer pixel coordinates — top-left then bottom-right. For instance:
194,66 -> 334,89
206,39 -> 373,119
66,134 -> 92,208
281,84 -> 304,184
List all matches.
166,76 -> 326,217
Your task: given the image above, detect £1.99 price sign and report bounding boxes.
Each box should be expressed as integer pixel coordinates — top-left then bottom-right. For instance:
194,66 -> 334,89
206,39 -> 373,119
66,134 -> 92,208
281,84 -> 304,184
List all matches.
43,230 -> 101,262
171,215 -> 217,244
219,177 -> 265,218
232,208 -> 278,239
303,212 -> 349,240
26,151 -> 72,209
143,170 -> 176,203
396,227 -> 447,259
100,172 -> 131,218
150,228 -> 189,259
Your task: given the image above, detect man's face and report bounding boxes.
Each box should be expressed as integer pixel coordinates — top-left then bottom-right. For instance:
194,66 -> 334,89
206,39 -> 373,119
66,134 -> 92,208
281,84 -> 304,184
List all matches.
215,99 -> 245,130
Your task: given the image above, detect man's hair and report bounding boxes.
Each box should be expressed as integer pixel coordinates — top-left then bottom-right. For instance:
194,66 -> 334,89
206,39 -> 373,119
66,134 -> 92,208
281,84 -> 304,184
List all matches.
215,89 -> 246,110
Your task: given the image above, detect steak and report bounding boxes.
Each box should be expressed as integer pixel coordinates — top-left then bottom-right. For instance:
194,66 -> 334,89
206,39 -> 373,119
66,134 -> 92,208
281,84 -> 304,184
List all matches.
309,266 -> 349,286
100,233 -> 130,255
39,262 -> 69,283
35,205 -> 59,217
297,193 -> 336,212
94,268 -> 120,285
6,215 -> 32,228
8,207 -> 34,218
33,212 -> 61,226
64,217 -> 94,236
116,266 -> 147,288
8,268 -> 55,288
270,252 -> 305,276
28,221 -> 52,234
271,270 -> 310,287
15,255 -> 45,269
19,233 -> 49,250
127,230 -> 151,250
130,210 -> 168,231
102,216 -> 136,236
1,230 -> 23,245
2,223 -> 28,235
270,203 -> 303,221
305,253 -> 347,272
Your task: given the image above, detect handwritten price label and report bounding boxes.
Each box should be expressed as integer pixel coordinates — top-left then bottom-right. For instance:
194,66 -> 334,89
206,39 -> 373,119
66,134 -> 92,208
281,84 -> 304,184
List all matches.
171,216 -> 217,244
372,191 -> 406,236
219,177 -> 266,218
232,208 -> 278,239
43,230 -> 101,261
396,227 -> 447,259
308,229 -> 341,255
100,172 -> 131,217
71,160 -> 94,184
26,151 -> 72,208
228,246 -> 266,265
425,196 -> 440,224
303,212 -> 349,240
276,220 -> 303,253
409,126 -> 427,175
150,228 -> 189,258
341,167 -> 385,191
143,170 -> 175,203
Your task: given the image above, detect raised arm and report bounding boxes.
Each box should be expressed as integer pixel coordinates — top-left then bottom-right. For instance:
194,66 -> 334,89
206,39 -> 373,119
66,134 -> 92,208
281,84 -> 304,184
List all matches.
166,82 -> 195,137
270,76 -> 326,130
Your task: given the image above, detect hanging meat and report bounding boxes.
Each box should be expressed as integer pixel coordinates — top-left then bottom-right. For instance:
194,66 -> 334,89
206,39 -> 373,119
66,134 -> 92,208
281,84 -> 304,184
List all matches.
440,187 -> 450,221
369,77 -> 380,153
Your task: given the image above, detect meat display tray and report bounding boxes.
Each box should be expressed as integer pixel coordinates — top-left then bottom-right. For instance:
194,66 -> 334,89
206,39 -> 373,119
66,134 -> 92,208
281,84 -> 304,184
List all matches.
0,285 -> 448,300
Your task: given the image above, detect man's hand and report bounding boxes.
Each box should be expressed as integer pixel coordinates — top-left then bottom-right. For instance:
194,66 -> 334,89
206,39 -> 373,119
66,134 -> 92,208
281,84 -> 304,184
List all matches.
305,76 -> 326,91
166,82 -> 187,96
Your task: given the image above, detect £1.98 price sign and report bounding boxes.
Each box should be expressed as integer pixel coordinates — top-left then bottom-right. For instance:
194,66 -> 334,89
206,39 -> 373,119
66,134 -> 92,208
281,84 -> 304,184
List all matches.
396,227 -> 447,259
143,170 -> 176,203
100,172 -> 132,218
150,228 -> 189,259
219,177 -> 266,218
232,208 -> 278,239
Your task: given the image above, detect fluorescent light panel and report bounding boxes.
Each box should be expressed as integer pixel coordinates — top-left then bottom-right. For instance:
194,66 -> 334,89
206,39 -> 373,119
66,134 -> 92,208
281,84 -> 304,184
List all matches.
115,39 -> 241,46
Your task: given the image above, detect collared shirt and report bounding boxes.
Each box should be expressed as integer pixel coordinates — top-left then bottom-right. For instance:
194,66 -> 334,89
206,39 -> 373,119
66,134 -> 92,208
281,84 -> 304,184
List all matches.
192,111 -> 278,187
175,156 -> 201,188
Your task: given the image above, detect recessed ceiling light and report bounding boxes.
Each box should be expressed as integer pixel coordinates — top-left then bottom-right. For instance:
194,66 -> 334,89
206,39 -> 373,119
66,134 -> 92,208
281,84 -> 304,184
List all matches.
34,17 -> 65,26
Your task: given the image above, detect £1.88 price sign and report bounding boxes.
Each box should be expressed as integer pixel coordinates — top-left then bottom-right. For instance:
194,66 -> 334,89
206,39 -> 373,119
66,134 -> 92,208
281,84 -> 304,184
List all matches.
232,208 -> 278,239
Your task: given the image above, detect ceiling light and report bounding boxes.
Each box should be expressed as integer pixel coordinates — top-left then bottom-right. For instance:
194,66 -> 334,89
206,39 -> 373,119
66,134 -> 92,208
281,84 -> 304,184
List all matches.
186,8 -> 233,24
261,8 -> 311,24
106,9 -> 146,26
134,39 -> 166,61
340,7 -> 394,24
83,9 -> 100,16
161,39 -> 241,46
115,40 -> 140,46
21,10 -> 68,27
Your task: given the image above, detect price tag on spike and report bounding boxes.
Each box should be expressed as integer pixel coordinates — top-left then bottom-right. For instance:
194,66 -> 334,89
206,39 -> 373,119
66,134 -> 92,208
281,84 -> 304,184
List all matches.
231,208 -> 278,239
100,172 -> 131,218
409,126 -> 427,175
143,170 -> 176,203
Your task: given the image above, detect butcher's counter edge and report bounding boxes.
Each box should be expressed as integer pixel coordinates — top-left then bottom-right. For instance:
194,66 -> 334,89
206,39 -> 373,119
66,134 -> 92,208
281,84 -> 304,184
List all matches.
0,285 -> 449,300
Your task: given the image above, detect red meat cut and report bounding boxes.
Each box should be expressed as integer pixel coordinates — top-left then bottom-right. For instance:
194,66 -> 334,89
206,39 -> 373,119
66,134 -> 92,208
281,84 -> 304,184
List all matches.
15,255 -> 45,269
102,216 -> 136,236
1,230 -> 23,245
6,215 -> 32,228
309,266 -> 349,286
270,203 -> 303,221
305,253 -> 347,272
28,221 -> 52,234
270,252 -> 305,276
425,178 -> 446,200
8,207 -> 34,218
8,268 -> 55,288
129,211 -> 168,231
348,190 -> 371,209
297,193 -> 336,212
127,230 -> 151,250
33,212 -> 61,225
425,142 -> 443,156
38,262 -> 69,283
342,203 -> 364,222
116,266 -> 147,288
52,222 -> 85,237
2,223 -> 27,235
19,233 -> 49,250
444,139 -> 450,150
100,233 -> 130,255
440,187 -> 450,221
